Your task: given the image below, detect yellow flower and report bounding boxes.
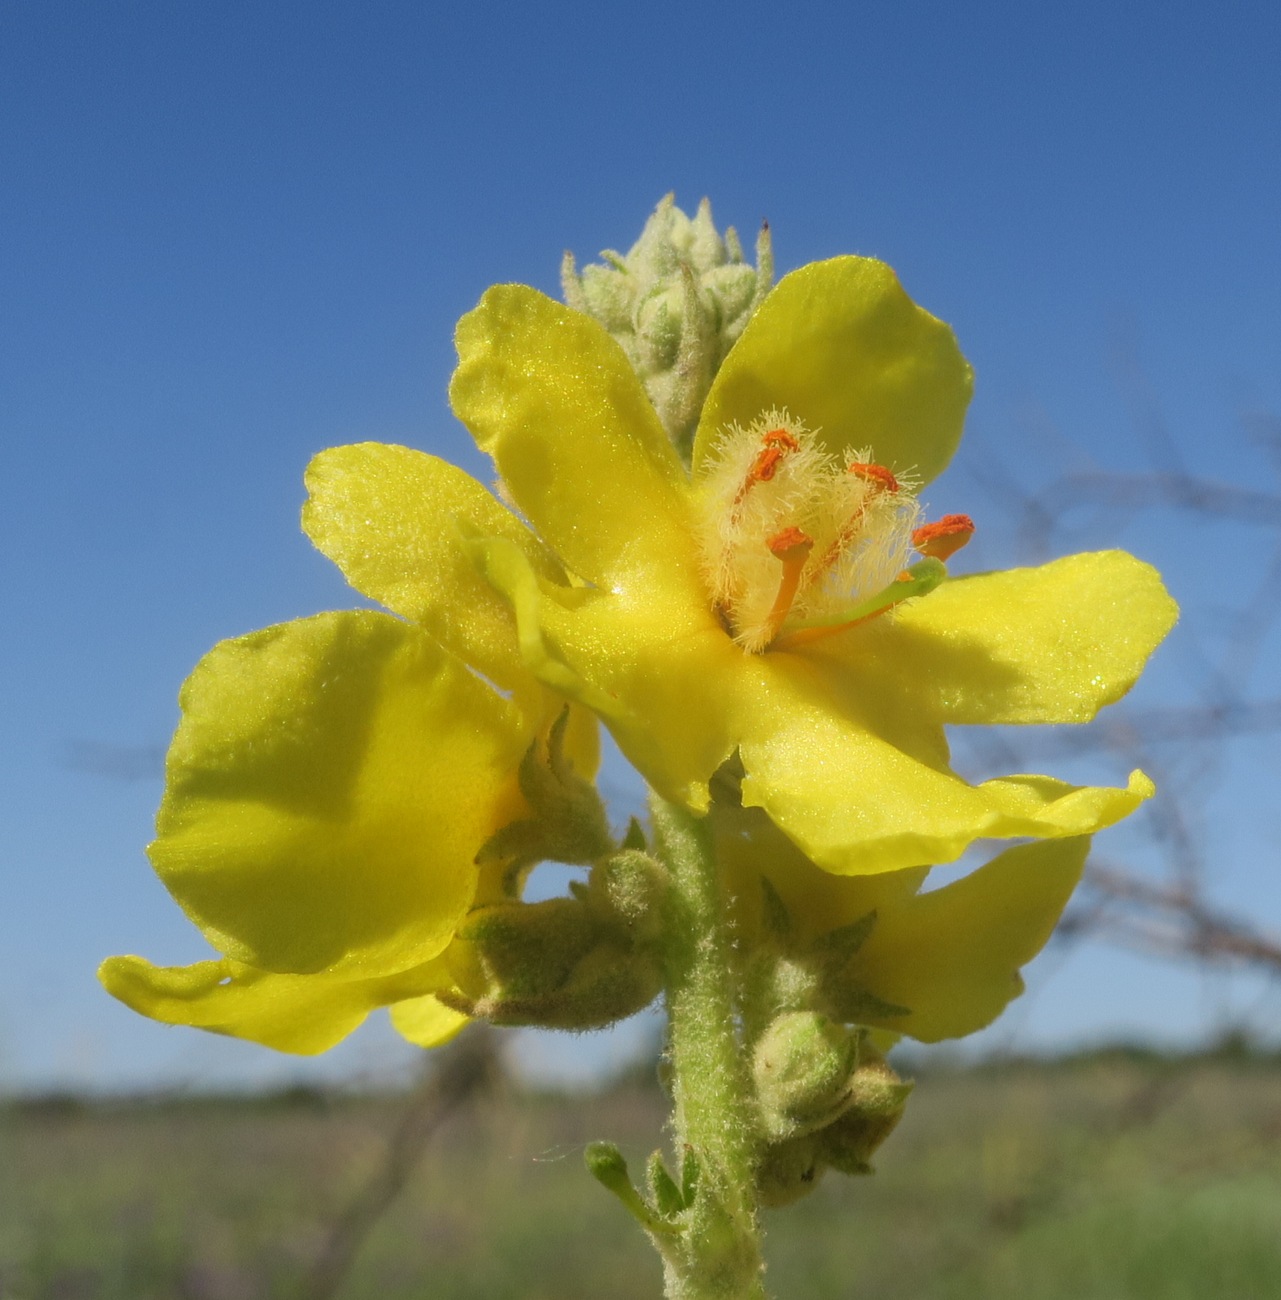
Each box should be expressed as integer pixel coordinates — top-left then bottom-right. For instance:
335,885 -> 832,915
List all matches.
100,610 -> 596,1054
304,256 -> 1176,878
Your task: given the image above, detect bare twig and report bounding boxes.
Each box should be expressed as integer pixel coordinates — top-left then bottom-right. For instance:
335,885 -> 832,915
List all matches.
298,1028 -> 502,1300
978,391 -> 1281,989
1064,862 -> 1281,975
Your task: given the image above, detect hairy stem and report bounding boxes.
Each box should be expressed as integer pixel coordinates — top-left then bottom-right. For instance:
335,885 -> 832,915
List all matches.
651,794 -> 768,1300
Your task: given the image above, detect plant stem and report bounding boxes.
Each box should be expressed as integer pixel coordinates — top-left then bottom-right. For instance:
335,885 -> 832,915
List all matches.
650,794 -> 768,1300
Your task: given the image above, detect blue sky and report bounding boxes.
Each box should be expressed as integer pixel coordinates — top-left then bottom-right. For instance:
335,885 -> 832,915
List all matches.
3,0 -> 1280,1091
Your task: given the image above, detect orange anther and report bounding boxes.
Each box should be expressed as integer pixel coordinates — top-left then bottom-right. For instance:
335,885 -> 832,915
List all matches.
912,514 -> 975,561
748,445 -> 786,483
733,429 -> 800,508
848,462 -> 900,493
761,428 -> 800,450
766,526 -> 814,559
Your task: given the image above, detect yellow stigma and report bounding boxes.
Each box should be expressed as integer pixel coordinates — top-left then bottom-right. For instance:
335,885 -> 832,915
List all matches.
696,411 -> 929,651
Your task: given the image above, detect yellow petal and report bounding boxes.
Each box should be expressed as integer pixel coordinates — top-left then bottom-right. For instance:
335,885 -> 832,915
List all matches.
846,838 -> 1089,1042
493,554 -> 1150,873
99,954 -> 450,1055
302,445 -> 600,777
734,652 -> 1152,874
978,769 -> 1153,836
475,536 -> 738,810
835,551 -> 1179,724
713,798 -> 929,942
303,442 -> 564,693
389,995 -> 470,1048
695,257 -> 973,484
450,284 -> 703,597
149,611 -> 531,979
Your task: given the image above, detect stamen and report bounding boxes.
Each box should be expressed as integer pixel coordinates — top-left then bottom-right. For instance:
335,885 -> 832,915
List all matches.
912,514 -> 975,561
772,558 -> 948,651
696,413 -> 946,653
767,526 -> 813,556
762,527 -> 814,646
748,445 -> 786,484
762,428 -> 800,450
804,460 -> 901,591
848,461 -> 900,493
733,428 -> 801,508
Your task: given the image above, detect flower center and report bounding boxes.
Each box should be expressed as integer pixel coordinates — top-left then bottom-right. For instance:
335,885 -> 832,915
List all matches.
695,411 -> 972,652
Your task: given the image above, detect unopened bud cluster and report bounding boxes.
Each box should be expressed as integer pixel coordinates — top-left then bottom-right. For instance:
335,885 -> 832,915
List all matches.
721,806 -> 917,1206
440,717 -> 667,1030
754,1038 -> 912,1207
562,194 -> 773,461
441,854 -> 665,1030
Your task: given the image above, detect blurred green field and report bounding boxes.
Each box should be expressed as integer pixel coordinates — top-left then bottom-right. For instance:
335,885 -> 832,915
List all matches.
3,1050 -> 1281,1300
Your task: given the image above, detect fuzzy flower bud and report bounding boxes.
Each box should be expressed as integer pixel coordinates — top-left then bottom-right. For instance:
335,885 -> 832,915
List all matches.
817,1048 -> 914,1176
752,1009 -> 861,1140
442,895 -> 663,1031
561,194 -> 773,461
754,1045 -> 913,1206
592,849 -> 668,941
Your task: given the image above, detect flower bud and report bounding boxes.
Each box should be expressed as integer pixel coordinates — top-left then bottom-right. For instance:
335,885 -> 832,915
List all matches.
754,1047 -> 913,1204
752,1010 -> 860,1139
591,849 -> 667,941
443,896 -> 663,1031
635,285 -> 686,371
561,194 -> 772,460
578,262 -> 634,332
703,262 -> 757,331
473,708 -> 614,891
754,1132 -> 824,1208
816,1050 -> 913,1176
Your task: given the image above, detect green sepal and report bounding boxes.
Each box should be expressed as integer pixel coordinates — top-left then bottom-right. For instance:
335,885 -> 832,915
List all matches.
679,1144 -> 700,1209
813,910 -> 877,962
621,816 -> 648,851
647,1150 -> 686,1218
474,707 -> 614,890
826,984 -> 911,1024
759,875 -> 793,940
807,910 -> 912,1024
